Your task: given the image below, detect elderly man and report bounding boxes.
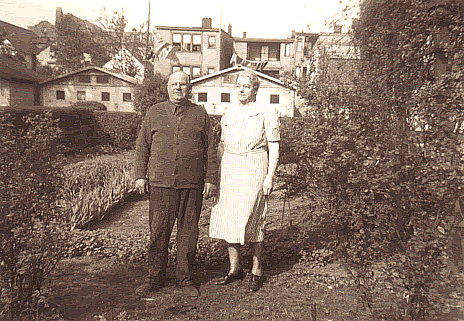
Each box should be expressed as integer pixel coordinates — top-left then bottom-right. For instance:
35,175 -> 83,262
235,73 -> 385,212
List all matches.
134,71 -> 218,297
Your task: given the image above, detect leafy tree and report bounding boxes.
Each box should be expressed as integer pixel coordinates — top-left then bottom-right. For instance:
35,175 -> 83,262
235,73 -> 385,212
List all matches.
134,73 -> 169,117
54,13 -> 109,72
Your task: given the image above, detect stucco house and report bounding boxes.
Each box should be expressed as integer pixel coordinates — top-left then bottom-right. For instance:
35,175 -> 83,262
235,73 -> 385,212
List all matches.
40,66 -> 138,112
0,56 -> 44,106
191,65 -> 295,117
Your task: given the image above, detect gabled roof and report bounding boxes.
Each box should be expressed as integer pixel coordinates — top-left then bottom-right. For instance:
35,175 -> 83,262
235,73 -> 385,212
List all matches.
234,37 -> 294,43
191,65 -> 289,88
155,25 -> 221,33
39,66 -> 138,85
0,20 -> 39,55
0,56 -> 44,83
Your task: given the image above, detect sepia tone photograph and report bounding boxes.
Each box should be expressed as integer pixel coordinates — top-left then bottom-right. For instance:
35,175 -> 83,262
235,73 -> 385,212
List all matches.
1,0 -> 464,320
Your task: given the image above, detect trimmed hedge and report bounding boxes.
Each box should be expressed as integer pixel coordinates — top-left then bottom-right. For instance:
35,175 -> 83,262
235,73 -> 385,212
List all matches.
93,111 -> 142,150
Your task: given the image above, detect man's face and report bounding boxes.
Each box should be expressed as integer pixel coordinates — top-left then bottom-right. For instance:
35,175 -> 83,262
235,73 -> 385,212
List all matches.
168,72 -> 190,105
236,76 -> 256,105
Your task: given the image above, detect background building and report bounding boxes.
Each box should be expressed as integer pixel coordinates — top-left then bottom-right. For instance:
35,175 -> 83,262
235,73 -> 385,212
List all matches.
40,66 -> 138,112
191,65 -> 295,117
152,18 -> 234,77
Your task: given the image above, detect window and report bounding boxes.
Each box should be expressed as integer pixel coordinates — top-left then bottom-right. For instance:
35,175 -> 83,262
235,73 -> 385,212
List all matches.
78,75 -> 91,83
97,75 -> 109,84
198,92 -> 207,102
208,36 -> 216,49
297,37 -> 303,52
270,94 -> 280,104
56,90 -> 65,100
221,93 -> 230,103
269,46 -> 279,61
285,43 -> 291,57
249,46 -> 261,61
123,93 -> 132,102
172,66 -> 181,72
173,33 -> 182,50
192,66 -> 201,77
222,75 -> 235,84
182,66 -> 191,75
77,91 -> 86,101
183,34 -> 191,51
101,92 -> 110,101
192,34 -> 201,52
208,67 -> 215,74
261,46 -> 269,61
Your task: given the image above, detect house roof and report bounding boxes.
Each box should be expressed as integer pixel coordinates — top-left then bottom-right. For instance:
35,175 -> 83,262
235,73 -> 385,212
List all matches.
39,66 -> 139,85
155,25 -> 225,33
0,56 -> 44,83
234,37 -> 294,43
191,65 -> 289,88
0,20 -> 39,55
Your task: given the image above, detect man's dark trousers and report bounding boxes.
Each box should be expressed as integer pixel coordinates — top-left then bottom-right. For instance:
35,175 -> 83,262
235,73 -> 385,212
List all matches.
147,186 -> 203,284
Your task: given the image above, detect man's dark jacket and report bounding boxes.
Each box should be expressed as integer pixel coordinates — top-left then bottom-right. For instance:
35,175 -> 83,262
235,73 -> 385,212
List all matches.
134,100 -> 218,189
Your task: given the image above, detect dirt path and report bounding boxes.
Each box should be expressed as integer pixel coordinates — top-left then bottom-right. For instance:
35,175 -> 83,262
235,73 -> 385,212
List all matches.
49,195 -> 464,321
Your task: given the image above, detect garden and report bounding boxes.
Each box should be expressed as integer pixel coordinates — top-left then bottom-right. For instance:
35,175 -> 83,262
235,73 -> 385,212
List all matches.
2,0 -> 464,320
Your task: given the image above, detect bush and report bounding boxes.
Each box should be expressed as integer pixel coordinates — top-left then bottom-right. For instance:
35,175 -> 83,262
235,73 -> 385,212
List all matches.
71,101 -> 107,111
0,111 -> 69,319
134,73 -> 169,118
59,152 -> 136,229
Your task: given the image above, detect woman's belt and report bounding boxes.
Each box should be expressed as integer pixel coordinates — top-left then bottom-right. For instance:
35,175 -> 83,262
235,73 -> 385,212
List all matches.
224,146 -> 267,156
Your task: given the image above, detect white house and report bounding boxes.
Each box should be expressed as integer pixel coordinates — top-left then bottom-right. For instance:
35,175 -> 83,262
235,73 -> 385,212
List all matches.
40,66 -> 138,112
102,48 -> 145,82
191,66 -> 295,117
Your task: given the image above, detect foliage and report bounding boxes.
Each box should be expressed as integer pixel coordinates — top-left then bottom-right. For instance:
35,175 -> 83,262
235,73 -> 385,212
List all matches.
0,27 -> 26,63
58,152 -> 136,229
71,101 -> 107,111
54,13 -> 110,72
133,73 -> 169,117
92,111 -> 142,150
0,111 -> 69,319
282,0 -> 464,319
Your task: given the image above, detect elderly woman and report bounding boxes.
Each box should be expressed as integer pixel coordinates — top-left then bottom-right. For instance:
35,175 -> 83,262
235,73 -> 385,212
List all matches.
209,69 -> 280,292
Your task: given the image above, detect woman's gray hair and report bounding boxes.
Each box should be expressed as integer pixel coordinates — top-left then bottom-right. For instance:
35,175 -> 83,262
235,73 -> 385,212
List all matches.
236,69 -> 260,91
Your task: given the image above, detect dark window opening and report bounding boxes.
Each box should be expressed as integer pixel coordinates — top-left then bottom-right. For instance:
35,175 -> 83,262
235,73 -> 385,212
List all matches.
221,93 -> 230,103
123,93 -> 132,102
78,75 -> 91,83
198,92 -> 207,102
270,94 -> 280,104
56,90 -> 65,100
102,92 -> 110,101
97,75 -> 109,83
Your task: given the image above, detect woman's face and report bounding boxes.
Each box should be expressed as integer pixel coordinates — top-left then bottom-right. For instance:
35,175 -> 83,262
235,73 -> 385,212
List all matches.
236,76 -> 256,105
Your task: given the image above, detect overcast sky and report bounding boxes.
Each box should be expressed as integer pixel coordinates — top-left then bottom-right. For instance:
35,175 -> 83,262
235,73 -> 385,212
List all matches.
0,0 -> 359,38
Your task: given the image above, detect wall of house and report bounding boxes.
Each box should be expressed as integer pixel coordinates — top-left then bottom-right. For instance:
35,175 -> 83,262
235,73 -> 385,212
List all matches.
41,71 -> 136,111
8,81 -> 35,106
191,72 -> 294,117
154,29 -> 223,76
0,78 -> 10,106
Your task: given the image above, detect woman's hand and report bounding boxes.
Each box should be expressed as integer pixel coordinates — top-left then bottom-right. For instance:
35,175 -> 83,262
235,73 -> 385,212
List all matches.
263,176 -> 273,196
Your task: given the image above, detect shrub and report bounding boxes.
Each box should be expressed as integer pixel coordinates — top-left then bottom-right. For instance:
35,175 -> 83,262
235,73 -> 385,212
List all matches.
71,101 -> 107,111
59,152 -> 136,229
134,73 -> 169,118
0,111 -> 69,319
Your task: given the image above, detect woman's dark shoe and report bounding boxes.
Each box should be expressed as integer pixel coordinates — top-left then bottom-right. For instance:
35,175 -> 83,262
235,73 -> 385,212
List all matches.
249,273 -> 264,292
215,269 -> 245,285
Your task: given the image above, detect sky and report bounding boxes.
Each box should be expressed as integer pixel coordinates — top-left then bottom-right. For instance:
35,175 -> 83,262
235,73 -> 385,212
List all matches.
0,0 -> 359,38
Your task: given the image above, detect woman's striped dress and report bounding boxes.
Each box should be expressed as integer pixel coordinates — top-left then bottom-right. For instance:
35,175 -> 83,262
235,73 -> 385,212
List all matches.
209,103 -> 280,245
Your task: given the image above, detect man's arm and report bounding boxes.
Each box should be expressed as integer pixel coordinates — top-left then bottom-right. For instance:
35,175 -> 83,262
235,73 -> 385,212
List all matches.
134,110 -> 152,194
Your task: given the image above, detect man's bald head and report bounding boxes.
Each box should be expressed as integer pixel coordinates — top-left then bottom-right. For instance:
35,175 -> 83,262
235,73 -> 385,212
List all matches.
167,71 -> 191,105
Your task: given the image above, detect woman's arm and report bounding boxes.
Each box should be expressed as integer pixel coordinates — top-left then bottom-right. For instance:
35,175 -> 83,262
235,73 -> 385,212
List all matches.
263,141 -> 279,195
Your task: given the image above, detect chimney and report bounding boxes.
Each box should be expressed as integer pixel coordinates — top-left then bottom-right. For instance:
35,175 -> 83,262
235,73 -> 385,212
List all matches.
56,7 -> 63,25
202,17 -> 212,29
228,24 -> 232,36
243,31 -> 247,38
291,30 -> 296,39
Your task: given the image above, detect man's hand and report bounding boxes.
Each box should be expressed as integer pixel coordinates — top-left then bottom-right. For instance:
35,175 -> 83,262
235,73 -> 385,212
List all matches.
203,183 -> 217,200
135,178 -> 148,195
